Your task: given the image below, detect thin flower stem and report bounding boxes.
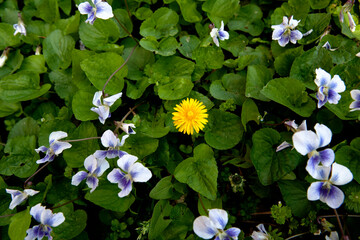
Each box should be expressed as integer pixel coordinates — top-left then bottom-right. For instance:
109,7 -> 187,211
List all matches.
334,209 -> 346,239
24,161 -> 51,188
285,232 -> 309,240
114,103 -> 142,133
251,211 -> 272,215
113,15 -> 139,44
63,137 -> 101,142
102,43 -> 139,97
198,193 -> 207,213
124,0 -> 131,18
51,197 -> 81,210
0,214 -> 15,218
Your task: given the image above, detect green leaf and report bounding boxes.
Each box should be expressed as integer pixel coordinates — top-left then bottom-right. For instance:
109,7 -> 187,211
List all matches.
140,7 -> 179,39
298,13 -> 331,45
209,73 -> 246,105
63,122 -> 99,168
204,109 -> 243,150
55,12 -> 80,35
261,77 -> 316,117
309,0 -> 331,9
72,90 -> 98,121
320,35 -> 358,65
228,4 -> 264,36
178,35 -> 201,59
138,114 -> 170,138
202,0 -> 240,25
174,144 -> 218,200
0,23 -> 21,50
281,0 -> 310,21
49,69 -> 78,103
8,117 -> 39,140
135,7 -> 153,20
251,128 -> 303,185
290,47 -> 332,89
79,19 -> 122,51
241,98 -> 260,130
8,208 -> 31,240
0,136 -> 38,178
150,176 -> 182,200
245,65 -> 272,101
176,0 -> 202,23
113,9 -> 133,38
221,33 -> 248,57
0,71 -> 51,102
52,203 -> 87,240
85,182 -> 135,212
122,133 -> 159,159
274,46 -> 304,77
0,100 -> 21,118
278,180 -> 312,218
193,46 -> 224,69
148,200 -> 173,240
80,52 -> 127,95
19,55 -> 47,74
126,78 -> 152,100
140,36 -> 179,56
34,0 -> 60,23
43,29 -> 75,70
158,78 -> 194,100
71,49 -> 95,90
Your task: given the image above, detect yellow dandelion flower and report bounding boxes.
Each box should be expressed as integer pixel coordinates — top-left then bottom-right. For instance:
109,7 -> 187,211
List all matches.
172,98 -> 208,135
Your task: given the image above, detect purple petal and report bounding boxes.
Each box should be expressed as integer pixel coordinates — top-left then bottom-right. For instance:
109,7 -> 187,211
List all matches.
350,89 -> 360,101
278,35 -> 290,47
78,2 -> 93,15
117,154 -> 138,172
320,185 -> 344,209
35,146 -> 48,154
118,181 -> 132,198
92,91 -> 102,107
49,131 -> 68,144
101,130 -> 117,148
103,92 -> 122,106
317,94 -> 328,108
30,204 -> 46,223
71,171 -> 88,186
328,75 -> 345,93
25,225 -> 42,240
106,149 -> 121,159
85,11 -> 97,25
129,162 -> 152,182
256,223 -> 267,234
209,209 -> 228,230
8,193 -> 27,210
86,176 -> 99,193
307,164 -> 331,180
84,155 -> 97,173
94,150 -> 107,159
272,27 -> 285,40
318,149 -> 334,166
225,227 -> 241,238
52,141 -> 72,155
330,163 -> 353,186
193,216 -> 217,239
95,2 -> 114,20
315,68 -> 331,87
218,30 -> 229,40
93,158 -> 110,177
314,124 -> 332,148
292,130 -> 319,155
47,212 -> 65,227
350,100 -> 360,111
276,141 -> 292,152
307,181 -> 323,201
289,30 -> 302,44
327,89 -> 341,104
36,153 -> 55,164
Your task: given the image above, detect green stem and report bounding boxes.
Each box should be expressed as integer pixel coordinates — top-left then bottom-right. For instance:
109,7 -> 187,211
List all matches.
124,0 -> 131,18
198,193 -> 207,213
102,43 -> 139,97
51,197 -> 81,210
0,214 -> 14,218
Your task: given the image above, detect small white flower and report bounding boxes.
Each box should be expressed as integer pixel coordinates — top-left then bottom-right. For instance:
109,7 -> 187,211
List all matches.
25,204 -> 65,240
94,130 -> 129,159
91,91 -> 122,124
325,231 -> 339,240
251,224 -> 270,240
271,16 -> 303,47
210,21 -> 229,47
193,209 -> 241,240
13,13 -> 26,36
315,68 -> 346,108
35,131 -> 72,164
78,0 -> 114,25
307,163 -> 353,209
349,89 -> 360,112
0,48 -> 10,68
119,123 -> 136,134
71,154 -> 110,193
107,154 -> 152,198
6,189 -> 39,210
347,11 -> 356,32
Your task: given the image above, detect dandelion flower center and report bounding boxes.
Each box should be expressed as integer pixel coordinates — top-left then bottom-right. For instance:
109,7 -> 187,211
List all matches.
172,98 -> 208,135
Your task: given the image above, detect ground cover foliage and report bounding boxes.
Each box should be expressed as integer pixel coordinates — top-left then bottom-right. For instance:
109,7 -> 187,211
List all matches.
1,0 -> 360,239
